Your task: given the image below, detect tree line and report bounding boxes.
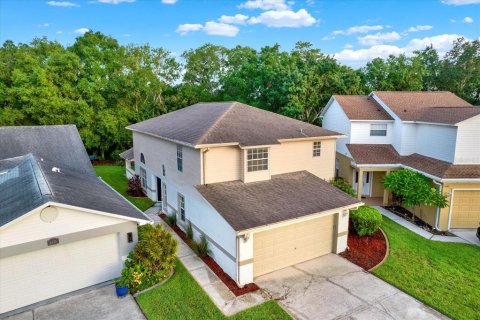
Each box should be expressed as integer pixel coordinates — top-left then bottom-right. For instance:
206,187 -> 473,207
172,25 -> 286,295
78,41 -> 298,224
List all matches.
0,32 -> 478,158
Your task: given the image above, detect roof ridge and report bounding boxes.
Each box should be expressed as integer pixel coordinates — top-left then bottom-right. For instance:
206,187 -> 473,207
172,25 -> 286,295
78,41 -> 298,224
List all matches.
195,102 -> 238,145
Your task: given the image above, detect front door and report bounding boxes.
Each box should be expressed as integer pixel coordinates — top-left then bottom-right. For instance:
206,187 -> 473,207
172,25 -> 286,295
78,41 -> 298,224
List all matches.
156,177 -> 162,202
353,170 -> 371,197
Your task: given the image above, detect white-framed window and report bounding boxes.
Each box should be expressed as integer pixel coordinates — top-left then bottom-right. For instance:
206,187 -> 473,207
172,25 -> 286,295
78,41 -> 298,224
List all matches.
177,144 -> 183,172
140,167 -> 147,189
247,148 -> 268,172
370,124 -> 387,136
177,193 -> 185,221
313,141 -> 321,157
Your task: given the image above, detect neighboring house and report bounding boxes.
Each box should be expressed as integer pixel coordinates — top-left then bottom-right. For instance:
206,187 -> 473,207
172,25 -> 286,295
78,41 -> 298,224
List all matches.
321,91 -> 480,231
0,125 -> 150,315
119,147 -> 135,179
126,102 -> 361,286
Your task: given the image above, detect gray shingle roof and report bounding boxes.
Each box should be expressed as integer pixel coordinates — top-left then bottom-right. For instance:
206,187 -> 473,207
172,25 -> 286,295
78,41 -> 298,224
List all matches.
0,126 -> 150,227
333,95 -> 393,121
119,148 -> 134,160
128,102 -> 342,147
196,171 -> 361,231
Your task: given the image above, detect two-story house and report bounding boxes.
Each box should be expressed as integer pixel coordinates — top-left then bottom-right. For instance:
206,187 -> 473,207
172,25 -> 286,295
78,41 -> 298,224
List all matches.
126,102 -> 361,286
321,91 -> 480,231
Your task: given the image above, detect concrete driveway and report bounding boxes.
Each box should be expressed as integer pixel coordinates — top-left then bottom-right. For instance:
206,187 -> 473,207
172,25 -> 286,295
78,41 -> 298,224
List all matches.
4,285 -> 145,320
451,229 -> 480,246
256,254 -> 449,320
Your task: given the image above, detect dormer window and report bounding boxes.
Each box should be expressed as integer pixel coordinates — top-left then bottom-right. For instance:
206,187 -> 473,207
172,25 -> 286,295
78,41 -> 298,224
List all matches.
247,148 -> 268,172
370,124 -> 387,136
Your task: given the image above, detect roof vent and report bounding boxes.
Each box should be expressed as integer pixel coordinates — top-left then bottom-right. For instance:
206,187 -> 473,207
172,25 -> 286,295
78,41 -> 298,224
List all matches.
51,167 -> 61,173
404,109 -> 407,112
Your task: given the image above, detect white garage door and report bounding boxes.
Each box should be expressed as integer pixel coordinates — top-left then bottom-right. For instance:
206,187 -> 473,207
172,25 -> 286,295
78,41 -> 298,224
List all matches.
0,233 -> 122,314
253,214 -> 335,277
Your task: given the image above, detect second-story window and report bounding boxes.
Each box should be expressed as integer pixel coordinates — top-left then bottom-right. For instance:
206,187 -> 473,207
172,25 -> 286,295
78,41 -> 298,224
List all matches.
370,124 -> 387,136
247,148 -> 268,172
177,144 -> 183,172
313,141 -> 321,157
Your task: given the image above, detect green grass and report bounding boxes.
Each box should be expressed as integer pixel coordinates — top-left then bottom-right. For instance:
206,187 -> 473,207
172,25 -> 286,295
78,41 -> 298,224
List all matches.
94,165 -> 155,211
373,217 -> 480,320
136,260 -> 291,320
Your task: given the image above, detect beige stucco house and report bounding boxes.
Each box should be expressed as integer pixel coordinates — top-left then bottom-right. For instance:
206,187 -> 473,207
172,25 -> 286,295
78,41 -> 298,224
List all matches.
321,91 -> 480,231
127,102 -> 361,286
0,126 -> 151,315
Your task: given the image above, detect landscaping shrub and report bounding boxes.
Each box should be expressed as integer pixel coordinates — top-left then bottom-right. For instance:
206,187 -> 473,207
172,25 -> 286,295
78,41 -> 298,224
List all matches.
127,175 -> 144,197
192,235 -> 209,257
186,222 -> 193,242
350,206 -> 382,236
122,224 -> 177,293
166,214 -> 177,227
330,177 -> 355,197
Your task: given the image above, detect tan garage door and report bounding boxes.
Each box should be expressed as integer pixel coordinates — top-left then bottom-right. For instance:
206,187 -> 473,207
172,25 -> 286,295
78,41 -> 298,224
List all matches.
451,190 -> 480,228
253,214 -> 335,277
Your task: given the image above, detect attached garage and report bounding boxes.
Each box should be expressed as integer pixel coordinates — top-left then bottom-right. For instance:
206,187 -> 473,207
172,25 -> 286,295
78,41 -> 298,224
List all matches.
0,233 -> 123,313
450,190 -> 480,228
253,214 -> 335,277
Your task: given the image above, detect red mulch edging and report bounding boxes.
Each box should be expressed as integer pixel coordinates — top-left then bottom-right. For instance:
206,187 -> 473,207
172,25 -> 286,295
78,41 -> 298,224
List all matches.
160,214 -> 259,296
340,229 -> 387,270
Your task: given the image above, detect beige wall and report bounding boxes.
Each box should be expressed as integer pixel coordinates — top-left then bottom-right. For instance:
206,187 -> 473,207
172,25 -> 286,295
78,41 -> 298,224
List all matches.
203,146 -> 241,184
336,152 -> 354,184
439,182 -> 480,230
371,172 -> 386,197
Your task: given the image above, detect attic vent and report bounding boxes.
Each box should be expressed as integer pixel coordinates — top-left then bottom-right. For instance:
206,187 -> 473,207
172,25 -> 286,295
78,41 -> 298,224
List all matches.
51,167 -> 61,173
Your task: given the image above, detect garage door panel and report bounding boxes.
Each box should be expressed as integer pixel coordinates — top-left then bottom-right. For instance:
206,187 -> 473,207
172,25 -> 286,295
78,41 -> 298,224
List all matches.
253,214 -> 335,277
451,190 -> 480,228
0,233 -> 122,314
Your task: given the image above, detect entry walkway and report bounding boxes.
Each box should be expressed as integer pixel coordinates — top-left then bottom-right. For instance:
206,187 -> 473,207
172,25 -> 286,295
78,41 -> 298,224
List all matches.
374,206 -> 470,244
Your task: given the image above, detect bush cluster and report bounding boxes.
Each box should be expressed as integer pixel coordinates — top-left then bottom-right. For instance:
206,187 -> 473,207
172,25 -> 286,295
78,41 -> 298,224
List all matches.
350,206 -> 382,236
330,177 -> 356,197
121,224 -> 177,293
126,175 -> 144,197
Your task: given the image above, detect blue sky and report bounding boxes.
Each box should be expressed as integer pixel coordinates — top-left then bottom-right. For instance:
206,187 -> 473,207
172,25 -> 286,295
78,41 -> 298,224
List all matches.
1,0 -> 479,67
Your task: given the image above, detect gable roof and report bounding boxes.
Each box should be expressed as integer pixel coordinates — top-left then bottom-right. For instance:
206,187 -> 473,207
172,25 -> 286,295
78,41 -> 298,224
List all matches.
346,144 -> 480,180
0,126 -> 150,227
0,125 -> 93,174
127,102 -> 342,147
119,148 -> 134,160
415,107 -> 480,125
372,91 -> 473,122
196,171 -> 361,232
333,95 -> 393,121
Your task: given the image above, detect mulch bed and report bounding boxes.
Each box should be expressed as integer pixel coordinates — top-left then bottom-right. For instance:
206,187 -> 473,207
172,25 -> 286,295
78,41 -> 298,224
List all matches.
383,206 -> 454,236
159,213 -> 260,296
340,229 -> 387,270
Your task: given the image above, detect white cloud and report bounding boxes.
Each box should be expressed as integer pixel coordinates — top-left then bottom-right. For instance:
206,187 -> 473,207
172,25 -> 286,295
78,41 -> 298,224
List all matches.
96,0 -> 135,3
321,35 -> 335,40
122,33 -> 131,37
176,22 -> 239,37
334,33 -> 465,65
344,43 -> 353,49
47,1 -> 79,7
406,25 -> 433,32
56,30 -> 63,34
203,21 -> 239,37
332,25 -> 384,36
176,23 -> 203,35
248,9 -> 316,27
358,31 -> 401,46
442,0 -> 480,5
74,28 -> 90,34
219,14 -> 249,25
463,16 -> 474,23
37,23 -> 50,27
162,0 -> 178,3
238,0 -> 289,10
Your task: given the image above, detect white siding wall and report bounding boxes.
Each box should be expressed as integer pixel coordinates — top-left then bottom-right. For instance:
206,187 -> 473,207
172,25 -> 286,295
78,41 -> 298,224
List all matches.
455,115 -> 480,164
133,132 -> 238,280
350,122 -> 394,145
416,124 -> 457,162
321,99 -> 351,156
400,123 -> 417,155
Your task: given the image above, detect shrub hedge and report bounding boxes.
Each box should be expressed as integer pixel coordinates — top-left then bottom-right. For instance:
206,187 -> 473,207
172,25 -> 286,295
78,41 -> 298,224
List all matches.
350,206 -> 382,236
330,177 -> 356,196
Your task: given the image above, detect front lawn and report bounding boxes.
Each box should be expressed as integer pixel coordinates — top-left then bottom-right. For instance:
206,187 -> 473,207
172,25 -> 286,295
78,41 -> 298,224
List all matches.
136,260 -> 291,320
372,217 -> 480,320
94,165 -> 155,211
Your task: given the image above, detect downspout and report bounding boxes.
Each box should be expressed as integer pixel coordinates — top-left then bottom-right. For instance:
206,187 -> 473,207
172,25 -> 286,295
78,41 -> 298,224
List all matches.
201,148 -> 210,185
236,236 -> 240,285
432,179 -> 442,230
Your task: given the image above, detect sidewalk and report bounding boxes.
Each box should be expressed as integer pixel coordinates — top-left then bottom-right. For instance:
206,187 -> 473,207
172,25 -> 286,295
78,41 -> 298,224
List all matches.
144,206 -> 266,316
374,206 -> 470,244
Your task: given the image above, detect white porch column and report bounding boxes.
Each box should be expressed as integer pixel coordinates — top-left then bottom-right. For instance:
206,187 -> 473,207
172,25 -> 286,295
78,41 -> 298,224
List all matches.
335,211 -> 349,253
237,234 -> 254,286
357,169 -> 363,200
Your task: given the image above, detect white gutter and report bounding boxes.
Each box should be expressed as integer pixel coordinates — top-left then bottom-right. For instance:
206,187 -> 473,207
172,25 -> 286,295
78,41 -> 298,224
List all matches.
432,180 -> 442,230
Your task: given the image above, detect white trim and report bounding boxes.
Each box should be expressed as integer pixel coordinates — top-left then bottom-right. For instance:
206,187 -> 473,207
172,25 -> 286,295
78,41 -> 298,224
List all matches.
319,96 -> 335,118
0,203 -> 50,230
441,179 -> 480,183
447,188 -> 480,230
402,121 -> 455,127
127,128 -> 197,148
350,119 -> 394,123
